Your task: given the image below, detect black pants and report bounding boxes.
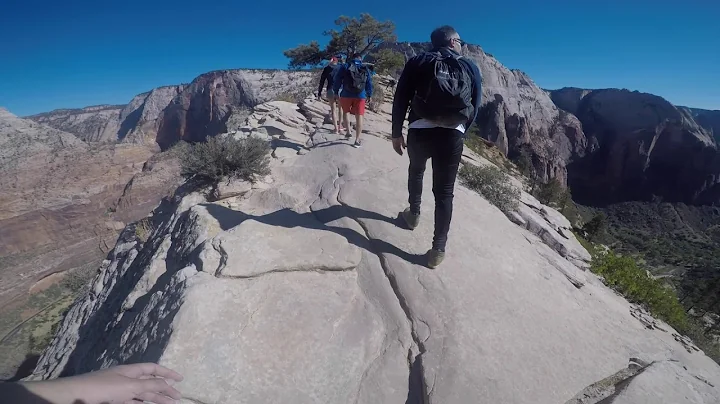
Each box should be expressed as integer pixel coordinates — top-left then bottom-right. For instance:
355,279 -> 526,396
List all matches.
407,128 -> 464,252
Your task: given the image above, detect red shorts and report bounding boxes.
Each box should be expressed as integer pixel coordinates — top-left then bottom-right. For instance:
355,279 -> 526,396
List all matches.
339,97 -> 366,116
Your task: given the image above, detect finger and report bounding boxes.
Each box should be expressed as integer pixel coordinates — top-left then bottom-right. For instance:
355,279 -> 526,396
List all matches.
135,391 -> 177,404
126,363 -> 184,381
139,378 -> 183,400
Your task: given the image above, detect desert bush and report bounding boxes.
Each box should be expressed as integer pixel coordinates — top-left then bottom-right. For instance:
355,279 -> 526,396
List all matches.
584,212 -> 608,241
61,264 -> 96,293
463,126 -> 486,156
179,135 -> 271,185
134,217 -> 154,243
367,76 -> 385,113
372,48 -> 405,75
592,250 -> 689,332
274,91 -> 301,103
459,164 -> 520,213
534,178 -> 566,206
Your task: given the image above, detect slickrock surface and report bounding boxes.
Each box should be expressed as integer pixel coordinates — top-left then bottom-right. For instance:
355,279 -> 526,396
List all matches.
31,100 -> 720,403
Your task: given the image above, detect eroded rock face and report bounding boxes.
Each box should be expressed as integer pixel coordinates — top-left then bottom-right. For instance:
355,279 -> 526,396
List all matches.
0,108 -> 181,323
381,42 -> 587,185
117,85 -> 186,143
155,70 -> 314,149
27,85 -> 184,144
31,100 -> 720,403
550,88 -> 720,205
686,107 -> 720,144
26,105 -> 124,142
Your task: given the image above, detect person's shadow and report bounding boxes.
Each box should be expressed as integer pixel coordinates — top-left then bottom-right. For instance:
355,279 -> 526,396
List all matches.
203,203 -> 426,267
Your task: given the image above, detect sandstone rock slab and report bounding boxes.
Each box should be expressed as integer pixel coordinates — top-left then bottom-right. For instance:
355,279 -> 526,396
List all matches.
216,218 -> 362,277
609,360 -> 718,404
212,179 -> 252,201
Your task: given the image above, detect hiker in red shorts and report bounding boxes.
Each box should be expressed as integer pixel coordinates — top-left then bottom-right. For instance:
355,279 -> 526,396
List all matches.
333,53 -> 373,148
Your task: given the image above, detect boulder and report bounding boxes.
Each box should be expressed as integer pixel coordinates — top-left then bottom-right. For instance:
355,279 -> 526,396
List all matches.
212,179 -> 252,201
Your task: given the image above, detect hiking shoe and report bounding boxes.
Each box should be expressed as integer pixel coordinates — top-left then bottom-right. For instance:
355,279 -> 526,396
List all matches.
345,132 -> 353,139
427,249 -> 445,269
353,140 -> 362,148
401,208 -> 420,230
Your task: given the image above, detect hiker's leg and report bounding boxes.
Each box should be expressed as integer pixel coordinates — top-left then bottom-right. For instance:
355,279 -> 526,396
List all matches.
339,98 -> 351,134
355,99 -> 365,141
407,129 -> 431,215
329,97 -> 339,132
355,114 -> 363,142
335,98 -> 343,129
430,130 -> 464,251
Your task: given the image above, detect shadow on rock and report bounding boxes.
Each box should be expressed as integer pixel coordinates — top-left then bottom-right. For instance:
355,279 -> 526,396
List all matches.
4,354 -> 40,382
405,353 -> 426,404
204,203 -> 426,267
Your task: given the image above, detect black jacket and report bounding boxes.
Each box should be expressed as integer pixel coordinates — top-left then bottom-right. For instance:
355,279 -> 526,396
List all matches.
318,64 -> 338,97
391,48 -> 483,138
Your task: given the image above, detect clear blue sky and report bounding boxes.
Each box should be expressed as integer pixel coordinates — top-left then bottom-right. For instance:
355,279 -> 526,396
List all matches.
1,0 -> 718,116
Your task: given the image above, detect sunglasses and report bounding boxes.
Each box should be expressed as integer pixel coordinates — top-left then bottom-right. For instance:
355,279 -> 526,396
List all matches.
452,38 -> 466,46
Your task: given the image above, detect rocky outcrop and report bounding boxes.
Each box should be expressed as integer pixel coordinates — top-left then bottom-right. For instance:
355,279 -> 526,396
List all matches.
27,105 -> 125,142
117,85 -> 186,143
28,86 -> 184,145
686,107 -> 720,144
549,88 -> 720,205
31,100 -> 720,403
381,42 -> 587,185
155,69 -> 314,149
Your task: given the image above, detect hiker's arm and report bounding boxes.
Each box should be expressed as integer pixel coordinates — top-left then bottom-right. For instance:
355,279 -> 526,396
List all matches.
332,65 -> 344,94
392,57 -> 416,139
468,61 -> 483,128
318,67 -> 328,98
0,363 -> 183,404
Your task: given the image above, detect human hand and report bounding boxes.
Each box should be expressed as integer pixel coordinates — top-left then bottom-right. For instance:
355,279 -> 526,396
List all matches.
21,363 -> 183,404
392,136 -> 406,156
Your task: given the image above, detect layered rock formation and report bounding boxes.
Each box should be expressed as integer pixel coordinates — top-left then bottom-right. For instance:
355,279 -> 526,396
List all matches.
381,42 -> 587,185
686,107 -> 720,144
116,85 -> 186,143
0,108 -> 182,378
31,100 -> 720,403
28,86 -> 184,144
27,105 -> 124,142
155,69 -> 314,149
28,70 -> 314,150
550,88 -> 720,205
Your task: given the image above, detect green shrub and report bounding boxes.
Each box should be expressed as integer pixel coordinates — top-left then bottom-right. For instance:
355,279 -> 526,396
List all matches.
534,178 -> 566,206
591,250 -> 689,332
372,48 -> 405,75
134,217 -> 154,243
459,164 -> 520,213
179,135 -> 271,185
463,132 -> 486,156
584,213 -> 608,241
275,91 -> 301,103
61,264 -> 96,293
573,230 -> 596,255
367,76 -> 385,113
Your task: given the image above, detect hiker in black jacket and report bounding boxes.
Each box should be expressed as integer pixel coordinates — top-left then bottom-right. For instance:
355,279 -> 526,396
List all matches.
317,56 -> 343,134
391,25 -> 483,269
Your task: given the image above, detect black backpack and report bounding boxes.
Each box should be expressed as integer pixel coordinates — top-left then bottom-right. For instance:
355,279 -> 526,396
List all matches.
411,52 -> 473,126
343,63 -> 369,93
